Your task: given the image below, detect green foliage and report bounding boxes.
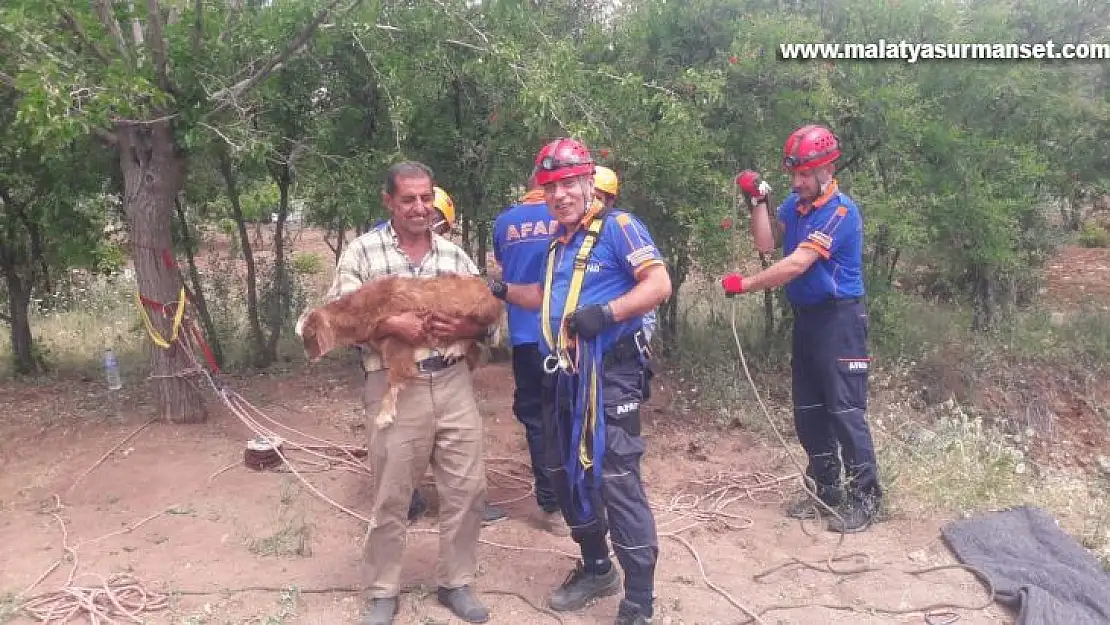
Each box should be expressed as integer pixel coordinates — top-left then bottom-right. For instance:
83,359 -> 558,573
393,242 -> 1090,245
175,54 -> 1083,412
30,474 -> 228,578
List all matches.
1079,223 -> 1110,248
291,253 -> 324,276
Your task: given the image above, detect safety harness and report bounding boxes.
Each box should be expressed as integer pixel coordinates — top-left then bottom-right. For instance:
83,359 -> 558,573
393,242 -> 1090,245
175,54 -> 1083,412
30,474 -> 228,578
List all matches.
540,208 -> 609,523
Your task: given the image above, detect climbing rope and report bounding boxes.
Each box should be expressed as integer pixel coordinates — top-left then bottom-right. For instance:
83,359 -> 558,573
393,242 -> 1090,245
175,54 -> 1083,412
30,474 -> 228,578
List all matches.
725,294 -> 998,622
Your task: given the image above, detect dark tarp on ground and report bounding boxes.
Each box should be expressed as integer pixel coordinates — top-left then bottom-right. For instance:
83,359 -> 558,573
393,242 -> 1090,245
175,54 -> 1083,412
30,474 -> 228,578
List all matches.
941,504 -> 1110,625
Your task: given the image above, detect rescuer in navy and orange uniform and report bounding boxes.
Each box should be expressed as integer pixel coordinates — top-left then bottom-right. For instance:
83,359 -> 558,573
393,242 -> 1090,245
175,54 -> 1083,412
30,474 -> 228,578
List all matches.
720,124 -> 883,533
490,179 -> 570,537
489,138 -> 672,625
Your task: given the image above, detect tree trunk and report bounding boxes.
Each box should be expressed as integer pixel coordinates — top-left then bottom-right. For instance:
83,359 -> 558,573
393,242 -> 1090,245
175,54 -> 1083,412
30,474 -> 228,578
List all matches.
475,220 -> 488,276
217,148 -> 268,367
3,268 -> 38,376
971,265 -> 994,332
117,120 -> 207,423
264,163 -> 291,362
460,213 -> 472,257
174,195 -> 225,369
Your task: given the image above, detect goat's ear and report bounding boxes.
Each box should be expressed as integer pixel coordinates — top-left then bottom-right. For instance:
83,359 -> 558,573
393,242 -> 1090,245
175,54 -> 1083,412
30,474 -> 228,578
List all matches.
302,310 -> 333,361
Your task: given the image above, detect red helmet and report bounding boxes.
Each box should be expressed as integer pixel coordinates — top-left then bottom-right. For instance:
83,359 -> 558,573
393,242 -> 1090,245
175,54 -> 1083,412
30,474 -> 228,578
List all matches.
782,124 -> 840,171
532,138 -> 594,186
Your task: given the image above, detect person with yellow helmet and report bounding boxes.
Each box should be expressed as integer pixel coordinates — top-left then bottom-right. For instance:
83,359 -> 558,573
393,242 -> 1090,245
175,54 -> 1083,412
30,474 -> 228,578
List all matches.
592,166 -> 658,356
430,186 -> 457,235
593,166 -> 620,208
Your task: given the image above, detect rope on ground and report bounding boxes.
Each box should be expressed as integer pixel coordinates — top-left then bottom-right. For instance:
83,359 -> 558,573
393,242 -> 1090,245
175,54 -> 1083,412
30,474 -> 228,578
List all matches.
725,296 -> 997,622
746,561 -> 997,623
20,573 -> 169,625
66,418 -> 158,494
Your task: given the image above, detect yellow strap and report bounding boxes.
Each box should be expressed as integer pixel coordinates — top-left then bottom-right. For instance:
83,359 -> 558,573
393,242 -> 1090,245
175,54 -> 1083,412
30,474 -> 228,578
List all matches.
579,363 -> 600,469
135,286 -> 187,350
541,214 -> 607,368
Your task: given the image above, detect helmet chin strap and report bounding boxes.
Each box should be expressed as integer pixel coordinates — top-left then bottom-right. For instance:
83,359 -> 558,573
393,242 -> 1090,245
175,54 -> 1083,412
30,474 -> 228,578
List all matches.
817,170 -> 834,193
577,177 -> 592,219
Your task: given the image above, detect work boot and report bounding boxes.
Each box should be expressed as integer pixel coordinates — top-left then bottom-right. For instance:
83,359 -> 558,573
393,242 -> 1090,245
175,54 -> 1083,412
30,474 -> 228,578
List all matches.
614,598 -> 653,625
408,490 -> 428,522
437,585 -> 490,623
482,504 -> 507,526
548,561 -> 621,612
359,597 -> 397,625
534,507 -> 570,537
785,486 -> 844,520
826,497 -> 877,534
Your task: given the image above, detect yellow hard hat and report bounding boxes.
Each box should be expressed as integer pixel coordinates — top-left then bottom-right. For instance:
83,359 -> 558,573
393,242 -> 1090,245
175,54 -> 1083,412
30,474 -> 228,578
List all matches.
433,186 -> 456,228
594,165 -> 619,197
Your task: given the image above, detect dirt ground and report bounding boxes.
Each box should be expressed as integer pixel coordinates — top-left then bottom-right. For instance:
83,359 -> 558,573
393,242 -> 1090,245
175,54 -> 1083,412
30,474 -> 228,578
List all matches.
0,357 -> 1009,625
8,226 -> 1106,625
1041,245 -> 1110,312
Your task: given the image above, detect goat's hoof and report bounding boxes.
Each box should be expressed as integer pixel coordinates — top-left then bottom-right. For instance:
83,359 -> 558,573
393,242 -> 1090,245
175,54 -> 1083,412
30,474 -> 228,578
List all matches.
442,343 -> 468,361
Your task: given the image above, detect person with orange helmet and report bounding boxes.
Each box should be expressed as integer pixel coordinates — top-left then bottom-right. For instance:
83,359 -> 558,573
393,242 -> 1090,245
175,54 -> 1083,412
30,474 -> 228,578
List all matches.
720,124 -> 883,533
489,138 -> 672,625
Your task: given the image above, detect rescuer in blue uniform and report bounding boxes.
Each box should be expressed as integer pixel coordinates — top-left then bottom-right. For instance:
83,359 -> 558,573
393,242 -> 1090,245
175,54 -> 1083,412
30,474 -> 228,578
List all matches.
489,138 -> 672,625
491,182 -> 569,537
721,124 -> 883,533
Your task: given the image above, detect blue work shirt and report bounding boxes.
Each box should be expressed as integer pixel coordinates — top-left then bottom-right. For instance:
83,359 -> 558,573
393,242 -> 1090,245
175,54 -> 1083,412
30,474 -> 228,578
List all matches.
493,191 -> 557,346
777,181 -> 865,306
541,204 -> 664,356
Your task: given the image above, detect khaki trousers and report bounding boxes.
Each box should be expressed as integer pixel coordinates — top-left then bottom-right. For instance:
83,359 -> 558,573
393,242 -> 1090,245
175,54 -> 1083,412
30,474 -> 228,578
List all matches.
361,362 -> 486,597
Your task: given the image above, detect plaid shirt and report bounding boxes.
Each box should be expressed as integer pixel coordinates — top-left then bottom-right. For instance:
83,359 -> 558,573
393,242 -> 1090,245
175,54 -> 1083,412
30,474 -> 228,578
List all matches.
308,222 -> 486,373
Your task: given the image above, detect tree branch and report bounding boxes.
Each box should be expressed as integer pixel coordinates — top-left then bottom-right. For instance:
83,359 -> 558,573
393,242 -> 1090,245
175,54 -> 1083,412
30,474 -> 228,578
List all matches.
60,9 -> 112,64
94,126 -> 119,145
92,0 -> 132,63
0,70 -> 16,90
209,0 -> 353,104
145,0 -> 170,89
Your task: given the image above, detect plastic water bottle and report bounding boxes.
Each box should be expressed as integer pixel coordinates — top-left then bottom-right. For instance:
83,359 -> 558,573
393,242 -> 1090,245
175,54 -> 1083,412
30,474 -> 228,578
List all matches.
104,348 -> 122,390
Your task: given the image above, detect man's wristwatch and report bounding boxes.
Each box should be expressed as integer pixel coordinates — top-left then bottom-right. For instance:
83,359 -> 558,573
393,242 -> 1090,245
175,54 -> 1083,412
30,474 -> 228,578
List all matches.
488,279 -> 508,301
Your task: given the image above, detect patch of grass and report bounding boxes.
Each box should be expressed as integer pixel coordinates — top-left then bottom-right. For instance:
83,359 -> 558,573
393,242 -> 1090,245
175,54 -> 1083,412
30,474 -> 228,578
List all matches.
0,271 -> 145,379
259,587 -> 300,624
659,282 -> 791,431
0,227 -> 321,378
874,397 -> 1110,565
669,277 -> 1110,565
1078,222 -> 1110,248
0,593 -> 17,624
246,480 -> 313,558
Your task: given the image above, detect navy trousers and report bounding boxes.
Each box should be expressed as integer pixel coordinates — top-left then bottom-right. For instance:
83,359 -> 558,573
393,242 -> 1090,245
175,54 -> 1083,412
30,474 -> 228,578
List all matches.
511,343 -> 558,512
540,334 -> 658,613
791,299 -> 882,504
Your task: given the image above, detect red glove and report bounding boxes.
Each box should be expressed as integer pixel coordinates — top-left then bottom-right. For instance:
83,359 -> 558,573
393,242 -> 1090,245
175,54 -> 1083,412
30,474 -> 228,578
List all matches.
735,170 -> 772,207
721,273 -> 745,296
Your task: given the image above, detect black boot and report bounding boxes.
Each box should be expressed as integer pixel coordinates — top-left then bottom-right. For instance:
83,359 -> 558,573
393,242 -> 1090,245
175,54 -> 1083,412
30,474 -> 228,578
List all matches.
548,561 -> 621,611
827,494 -> 879,533
614,598 -> 653,624
785,483 -> 843,520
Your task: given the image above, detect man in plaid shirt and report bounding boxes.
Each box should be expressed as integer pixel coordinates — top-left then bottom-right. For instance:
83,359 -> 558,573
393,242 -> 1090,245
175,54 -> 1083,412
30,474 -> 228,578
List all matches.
305,162 -> 495,625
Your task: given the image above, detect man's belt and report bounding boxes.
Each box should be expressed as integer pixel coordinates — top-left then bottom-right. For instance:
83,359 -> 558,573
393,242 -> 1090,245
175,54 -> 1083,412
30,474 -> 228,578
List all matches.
541,328 -> 650,374
604,329 -> 650,366
415,355 -> 456,373
793,297 -> 863,312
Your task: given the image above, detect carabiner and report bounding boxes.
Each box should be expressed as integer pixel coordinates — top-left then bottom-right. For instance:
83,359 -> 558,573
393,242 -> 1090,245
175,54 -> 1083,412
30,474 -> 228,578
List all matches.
543,355 -> 562,374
